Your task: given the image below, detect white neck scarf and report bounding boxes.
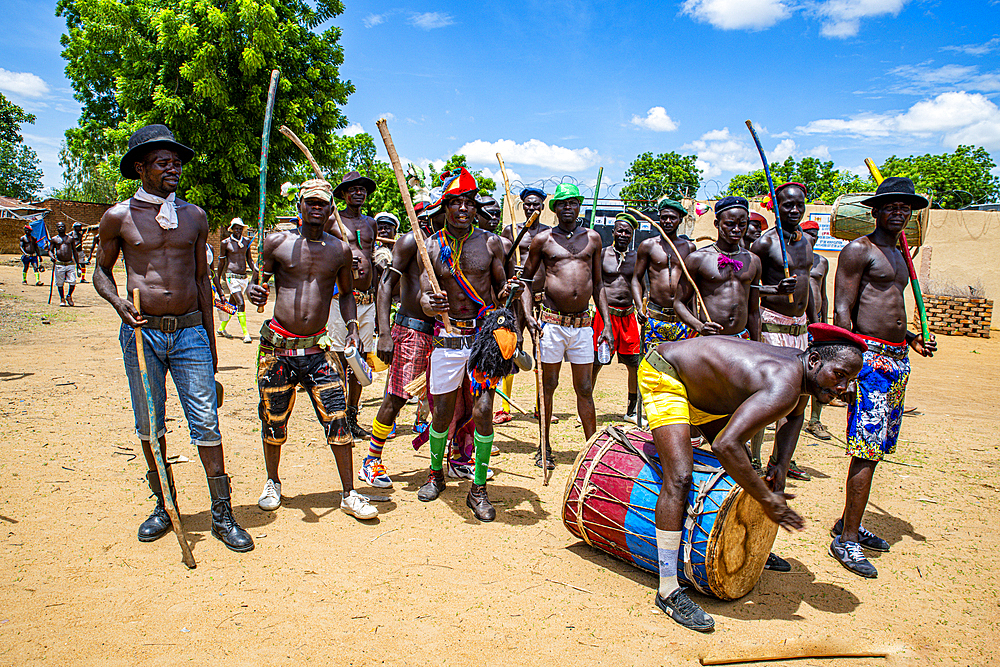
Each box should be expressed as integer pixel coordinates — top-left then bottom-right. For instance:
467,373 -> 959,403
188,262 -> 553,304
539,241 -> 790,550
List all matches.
134,187 -> 178,230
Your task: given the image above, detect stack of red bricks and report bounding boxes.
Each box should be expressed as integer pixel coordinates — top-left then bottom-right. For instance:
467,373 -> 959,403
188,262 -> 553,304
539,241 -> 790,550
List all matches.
917,295 -> 993,338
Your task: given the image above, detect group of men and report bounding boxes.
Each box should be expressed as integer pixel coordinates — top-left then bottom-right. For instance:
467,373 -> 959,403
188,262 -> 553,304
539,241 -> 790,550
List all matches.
19,219 -> 93,305
94,124 -> 935,635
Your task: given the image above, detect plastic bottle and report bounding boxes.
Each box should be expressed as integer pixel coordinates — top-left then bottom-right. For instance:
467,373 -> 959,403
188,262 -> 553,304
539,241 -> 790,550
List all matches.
343,345 -> 373,387
597,340 -> 612,365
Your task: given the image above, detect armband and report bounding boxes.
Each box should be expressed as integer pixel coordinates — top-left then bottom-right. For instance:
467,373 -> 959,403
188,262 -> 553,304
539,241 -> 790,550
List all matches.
345,318 -> 359,329
387,266 -> 404,278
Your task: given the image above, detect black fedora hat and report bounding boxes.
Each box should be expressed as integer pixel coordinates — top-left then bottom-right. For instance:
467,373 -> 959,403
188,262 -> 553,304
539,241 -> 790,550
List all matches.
119,124 -> 195,180
333,170 -> 377,201
860,176 -> 929,211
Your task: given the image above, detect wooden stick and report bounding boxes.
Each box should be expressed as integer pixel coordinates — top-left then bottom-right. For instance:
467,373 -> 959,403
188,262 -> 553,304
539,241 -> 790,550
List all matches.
495,387 -> 528,414
376,236 -> 397,245
496,153 -> 521,265
626,207 -> 713,325
503,211 -> 540,267
746,119 -> 794,304
278,125 -> 353,243
132,292 -> 196,569
375,118 -> 451,333
865,158 -> 931,344
700,645 -> 889,665
255,69 -> 280,313
531,329 -> 550,486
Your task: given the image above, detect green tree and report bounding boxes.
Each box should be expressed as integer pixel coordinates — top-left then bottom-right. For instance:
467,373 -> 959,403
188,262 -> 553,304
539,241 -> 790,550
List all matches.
879,146 -> 1000,209
53,141 -> 121,203
725,156 -> 872,204
620,151 -> 701,203
0,93 -> 37,144
0,142 -> 44,200
57,0 -> 354,229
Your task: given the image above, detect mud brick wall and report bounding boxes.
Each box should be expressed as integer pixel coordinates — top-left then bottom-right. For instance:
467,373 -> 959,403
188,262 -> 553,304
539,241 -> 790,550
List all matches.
918,295 -> 993,338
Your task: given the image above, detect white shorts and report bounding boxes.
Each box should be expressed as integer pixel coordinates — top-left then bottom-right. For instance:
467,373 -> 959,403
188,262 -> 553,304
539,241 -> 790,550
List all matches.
55,264 -> 77,287
539,323 -> 594,365
226,275 -> 250,295
429,332 -> 473,395
327,300 -> 376,353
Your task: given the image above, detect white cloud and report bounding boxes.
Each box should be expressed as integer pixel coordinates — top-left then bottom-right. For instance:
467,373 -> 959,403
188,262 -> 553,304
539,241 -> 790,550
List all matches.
408,12 -> 454,30
772,138 -> 797,162
363,13 -> 389,28
377,112 -> 395,122
817,0 -> 909,38
797,91 -> 1000,149
630,107 -> 679,132
888,62 -> 1000,94
805,144 -> 832,159
458,138 -> 600,172
942,37 -> 1000,56
681,0 -> 791,30
0,68 -> 50,98
338,123 -> 364,137
681,128 -> 761,178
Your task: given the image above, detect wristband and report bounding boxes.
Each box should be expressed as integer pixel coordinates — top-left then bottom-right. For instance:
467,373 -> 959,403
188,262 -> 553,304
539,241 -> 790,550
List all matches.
345,318 -> 359,329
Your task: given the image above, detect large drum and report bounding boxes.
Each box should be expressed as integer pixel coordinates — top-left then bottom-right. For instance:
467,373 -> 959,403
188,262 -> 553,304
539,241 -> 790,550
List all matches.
562,425 -> 778,600
831,192 -> 931,247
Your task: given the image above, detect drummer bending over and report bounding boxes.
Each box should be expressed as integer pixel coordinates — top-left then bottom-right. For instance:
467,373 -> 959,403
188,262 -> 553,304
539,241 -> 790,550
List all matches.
638,324 -> 865,631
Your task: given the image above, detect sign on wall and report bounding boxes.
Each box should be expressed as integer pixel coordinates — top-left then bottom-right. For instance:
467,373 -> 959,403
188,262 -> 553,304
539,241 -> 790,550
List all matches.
809,212 -> 847,252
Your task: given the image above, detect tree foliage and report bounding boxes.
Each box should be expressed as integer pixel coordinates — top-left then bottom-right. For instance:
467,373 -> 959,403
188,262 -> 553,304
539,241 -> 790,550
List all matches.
725,156 -> 873,205
57,0 -> 354,228
879,145 -> 1000,209
620,151 -> 701,203
0,93 -> 37,144
0,93 -> 43,200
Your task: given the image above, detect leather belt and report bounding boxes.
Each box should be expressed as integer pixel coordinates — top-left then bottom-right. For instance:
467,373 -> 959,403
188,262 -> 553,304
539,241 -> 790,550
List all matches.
431,334 -> 476,349
539,307 -> 593,328
762,322 -> 808,336
55,260 -> 76,266
644,348 -> 680,380
226,271 -> 248,278
438,317 -> 479,332
141,311 -> 202,333
261,345 -> 324,357
646,302 -> 679,323
259,319 -> 326,349
608,304 -> 635,318
395,311 -> 434,335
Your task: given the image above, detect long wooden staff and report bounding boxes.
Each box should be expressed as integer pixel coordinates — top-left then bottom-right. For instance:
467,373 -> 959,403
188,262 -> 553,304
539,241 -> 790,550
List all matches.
865,158 -> 931,343
589,167 -> 603,228
531,329 -> 550,486
132,291 -> 196,569
745,120 -> 794,304
375,118 -> 451,333
495,153 -> 522,265
626,207 -> 713,325
255,69 -> 280,313
503,211 -> 540,267
278,125 -> 353,243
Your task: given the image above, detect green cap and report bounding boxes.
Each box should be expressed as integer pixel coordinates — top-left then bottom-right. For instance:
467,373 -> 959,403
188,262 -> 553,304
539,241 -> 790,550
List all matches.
615,211 -> 639,230
657,196 -> 687,218
548,183 -> 584,211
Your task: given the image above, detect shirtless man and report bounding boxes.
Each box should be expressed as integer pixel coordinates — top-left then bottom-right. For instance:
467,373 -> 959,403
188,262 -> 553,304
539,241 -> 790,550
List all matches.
325,171 -> 379,439
372,211 -> 398,293
750,183 -> 816,481
214,218 -> 257,342
476,194 -> 502,234
801,220 -> 833,440
49,221 -> 80,306
742,211 -> 767,249
94,124 -> 252,552
70,222 -> 89,283
364,213 -> 436,489
246,178 -> 377,521
637,325 -> 863,630
495,186 -> 548,424
521,183 -> 612,469
632,197 -> 698,351
19,224 -> 43,285
674,196 -> 762,341
592,213 -> 643,422
830,177 -> 936,578
415,168 -> 519,522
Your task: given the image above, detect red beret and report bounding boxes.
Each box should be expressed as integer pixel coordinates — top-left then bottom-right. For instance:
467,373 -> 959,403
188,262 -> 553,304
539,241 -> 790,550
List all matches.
801,220 -> 819,231
748,211 -> 768,230
808,323 -> 868,352
776,181 -> 808,198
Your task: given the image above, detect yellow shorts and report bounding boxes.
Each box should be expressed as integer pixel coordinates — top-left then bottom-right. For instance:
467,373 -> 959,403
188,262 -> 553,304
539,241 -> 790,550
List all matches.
637,359 -> 728,429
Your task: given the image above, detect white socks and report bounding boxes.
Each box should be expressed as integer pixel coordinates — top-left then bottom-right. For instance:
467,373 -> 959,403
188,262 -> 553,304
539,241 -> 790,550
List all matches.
656,528 -> 682,598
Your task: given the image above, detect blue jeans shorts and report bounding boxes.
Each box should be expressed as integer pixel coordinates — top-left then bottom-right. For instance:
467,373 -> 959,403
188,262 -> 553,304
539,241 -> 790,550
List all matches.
120,322 -> 222,447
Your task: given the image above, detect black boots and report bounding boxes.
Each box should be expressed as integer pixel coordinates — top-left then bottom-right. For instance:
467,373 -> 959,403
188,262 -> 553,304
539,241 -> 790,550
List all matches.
345,405 -> 371,439
138,468 -> 175,542
466,483 -> 496,522
417,468 -> 446,502
208,475 -> 254,553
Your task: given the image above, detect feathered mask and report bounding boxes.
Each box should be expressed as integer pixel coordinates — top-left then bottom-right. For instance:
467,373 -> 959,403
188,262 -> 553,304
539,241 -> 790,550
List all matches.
467,308 -> 519,397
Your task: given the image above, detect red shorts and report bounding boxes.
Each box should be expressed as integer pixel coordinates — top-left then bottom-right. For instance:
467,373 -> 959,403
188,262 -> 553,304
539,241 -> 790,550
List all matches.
593,308 -> 642,366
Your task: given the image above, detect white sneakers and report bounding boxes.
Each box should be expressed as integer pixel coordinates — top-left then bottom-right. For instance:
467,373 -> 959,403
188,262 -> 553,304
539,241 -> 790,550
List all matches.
258,479 -> 281,511
341,490 -> 378,520
243,333 -> 252,343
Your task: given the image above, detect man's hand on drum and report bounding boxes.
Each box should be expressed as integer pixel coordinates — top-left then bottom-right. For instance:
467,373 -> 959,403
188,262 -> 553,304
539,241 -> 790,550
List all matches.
763,492 -> 805,532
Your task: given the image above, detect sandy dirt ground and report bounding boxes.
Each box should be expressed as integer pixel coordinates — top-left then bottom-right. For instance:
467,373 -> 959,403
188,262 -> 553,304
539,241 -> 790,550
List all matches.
1,257 -> 998,667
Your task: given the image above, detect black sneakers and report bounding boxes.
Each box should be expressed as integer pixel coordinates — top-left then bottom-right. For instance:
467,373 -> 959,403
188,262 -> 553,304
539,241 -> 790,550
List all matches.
830,518 -> 890,552
829,536 -> 877,578
655,588 -> 715,632
764,552 -> 791,572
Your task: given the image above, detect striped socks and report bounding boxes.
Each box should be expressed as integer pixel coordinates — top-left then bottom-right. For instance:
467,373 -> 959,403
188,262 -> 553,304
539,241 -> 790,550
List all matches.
370,418 -> 393,459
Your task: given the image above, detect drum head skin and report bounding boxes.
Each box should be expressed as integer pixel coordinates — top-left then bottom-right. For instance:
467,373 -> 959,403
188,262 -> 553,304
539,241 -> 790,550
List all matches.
707,488 -> 779,600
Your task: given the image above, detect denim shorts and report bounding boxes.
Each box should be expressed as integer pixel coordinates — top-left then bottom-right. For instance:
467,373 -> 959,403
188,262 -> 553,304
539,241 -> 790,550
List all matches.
120,322 -> 222,447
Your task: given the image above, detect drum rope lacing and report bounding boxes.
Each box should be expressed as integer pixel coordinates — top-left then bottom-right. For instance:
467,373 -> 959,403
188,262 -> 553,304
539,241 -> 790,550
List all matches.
683,463 -> 726,596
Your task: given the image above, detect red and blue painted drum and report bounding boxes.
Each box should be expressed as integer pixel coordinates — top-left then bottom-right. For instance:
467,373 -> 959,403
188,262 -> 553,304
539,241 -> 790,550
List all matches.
562,426 -> 778,600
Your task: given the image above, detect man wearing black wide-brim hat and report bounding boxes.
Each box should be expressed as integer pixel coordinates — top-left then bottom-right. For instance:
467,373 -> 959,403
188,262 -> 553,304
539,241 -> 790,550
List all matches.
325,170 -> 379,441
93,124 -> 254,554
830,175 -> 936,579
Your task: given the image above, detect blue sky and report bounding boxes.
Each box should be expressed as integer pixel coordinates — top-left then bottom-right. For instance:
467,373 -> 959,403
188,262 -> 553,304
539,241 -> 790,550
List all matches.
3,0 -> 999,199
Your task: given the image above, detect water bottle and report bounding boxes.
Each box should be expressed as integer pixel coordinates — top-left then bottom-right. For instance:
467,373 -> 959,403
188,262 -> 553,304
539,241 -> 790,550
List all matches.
597,340 -> 612,365
343,345 -> 373,387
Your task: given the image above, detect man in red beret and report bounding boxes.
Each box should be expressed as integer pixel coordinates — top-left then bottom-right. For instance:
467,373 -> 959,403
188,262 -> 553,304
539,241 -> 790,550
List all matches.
743,211 -> 768,249
637,323 -> 865,631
